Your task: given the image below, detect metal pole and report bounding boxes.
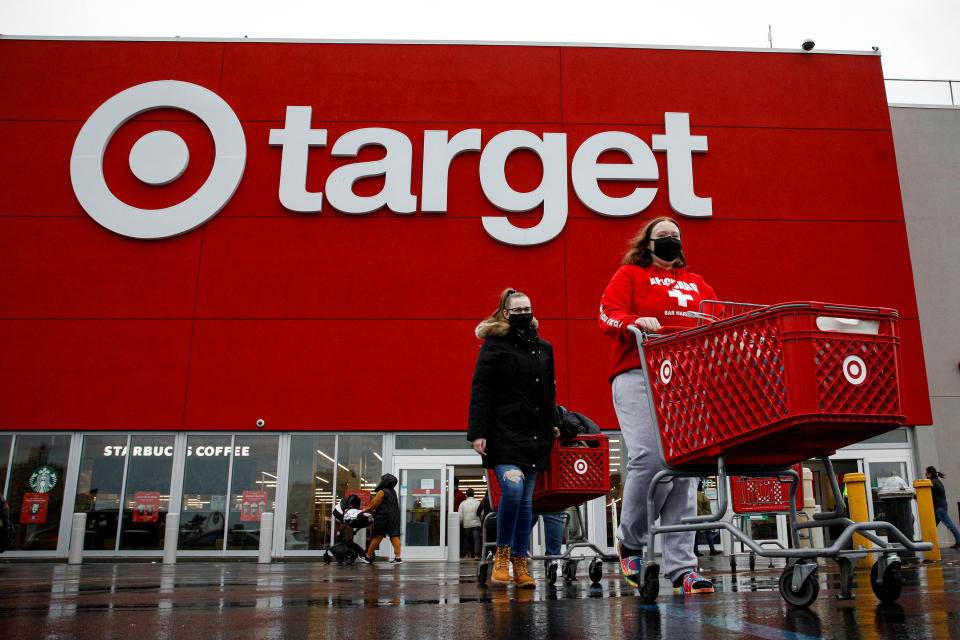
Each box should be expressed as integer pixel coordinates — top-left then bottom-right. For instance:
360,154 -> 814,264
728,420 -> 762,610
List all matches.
258,513 -> 274,563
67,512 -> 86,565
163,512 -> 179,564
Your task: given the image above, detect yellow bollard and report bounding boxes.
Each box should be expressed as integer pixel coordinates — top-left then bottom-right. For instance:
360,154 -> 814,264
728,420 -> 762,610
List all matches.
913,479 -> 941,562
844,473 -> 872,567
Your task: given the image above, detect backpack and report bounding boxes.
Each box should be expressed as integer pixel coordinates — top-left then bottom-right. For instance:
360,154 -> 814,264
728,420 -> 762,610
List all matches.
557,407 -> 602,440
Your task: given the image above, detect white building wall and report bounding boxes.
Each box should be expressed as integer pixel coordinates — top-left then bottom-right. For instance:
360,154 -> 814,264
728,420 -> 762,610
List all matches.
890,105 -> 960,530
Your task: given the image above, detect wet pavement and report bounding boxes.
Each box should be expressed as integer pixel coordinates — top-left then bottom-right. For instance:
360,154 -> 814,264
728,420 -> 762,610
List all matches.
2,550 -> 959,639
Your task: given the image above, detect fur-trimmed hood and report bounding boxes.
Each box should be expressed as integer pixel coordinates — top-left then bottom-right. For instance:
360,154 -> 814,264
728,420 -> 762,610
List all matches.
474,316 -> 539,339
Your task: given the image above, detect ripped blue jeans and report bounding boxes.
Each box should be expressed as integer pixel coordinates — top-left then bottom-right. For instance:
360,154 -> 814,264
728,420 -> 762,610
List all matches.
494,464 -> 538,557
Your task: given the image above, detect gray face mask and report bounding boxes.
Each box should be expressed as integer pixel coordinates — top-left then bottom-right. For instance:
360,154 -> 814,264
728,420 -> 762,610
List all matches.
652,236 -> 682,262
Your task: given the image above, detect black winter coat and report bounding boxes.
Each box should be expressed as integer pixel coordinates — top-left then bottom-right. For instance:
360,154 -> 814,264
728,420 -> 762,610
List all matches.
467,326 -> 557,471
372,474 -> 402,537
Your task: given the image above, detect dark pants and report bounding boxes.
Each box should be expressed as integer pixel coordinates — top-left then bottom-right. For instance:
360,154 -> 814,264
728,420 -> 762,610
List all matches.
463,526 -> 481,557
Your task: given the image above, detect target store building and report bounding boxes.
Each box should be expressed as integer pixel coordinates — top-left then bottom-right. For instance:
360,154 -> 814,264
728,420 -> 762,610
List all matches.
1,36 -> 957,560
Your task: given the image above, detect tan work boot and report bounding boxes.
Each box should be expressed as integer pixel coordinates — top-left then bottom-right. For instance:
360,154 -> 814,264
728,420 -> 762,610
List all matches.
512,555 -> 536,589
490,546 -> 512,585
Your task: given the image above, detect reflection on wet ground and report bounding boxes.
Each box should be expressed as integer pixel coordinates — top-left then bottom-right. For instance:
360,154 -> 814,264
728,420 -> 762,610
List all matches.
2,550 -> 959,639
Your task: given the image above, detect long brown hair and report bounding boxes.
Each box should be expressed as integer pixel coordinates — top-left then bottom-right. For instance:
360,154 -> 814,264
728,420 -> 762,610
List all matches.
622,216 -> 687,268
475,288 -> 536,339
483,288 -> 528,323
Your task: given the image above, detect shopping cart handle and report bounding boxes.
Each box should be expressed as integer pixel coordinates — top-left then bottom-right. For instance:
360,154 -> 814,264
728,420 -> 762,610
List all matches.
626,324 -> 689,341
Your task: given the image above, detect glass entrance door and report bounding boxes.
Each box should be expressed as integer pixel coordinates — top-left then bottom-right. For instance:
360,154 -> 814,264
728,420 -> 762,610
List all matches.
397,465 -> 446,560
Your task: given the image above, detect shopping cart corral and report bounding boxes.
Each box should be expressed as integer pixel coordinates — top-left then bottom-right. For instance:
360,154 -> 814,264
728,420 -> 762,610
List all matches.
476,434 -> 618,586
626,300 -> 932,607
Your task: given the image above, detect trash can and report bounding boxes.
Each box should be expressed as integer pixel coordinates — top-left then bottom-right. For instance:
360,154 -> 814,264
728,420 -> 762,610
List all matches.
878,490 -> 916,559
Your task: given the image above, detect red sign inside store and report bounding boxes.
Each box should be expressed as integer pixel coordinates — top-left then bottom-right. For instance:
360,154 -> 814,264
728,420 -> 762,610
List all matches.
0,39 -> 931,433
20,493 -> 49,524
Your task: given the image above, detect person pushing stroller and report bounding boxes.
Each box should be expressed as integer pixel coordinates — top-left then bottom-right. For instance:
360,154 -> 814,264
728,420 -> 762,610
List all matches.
363,473 -> 403,564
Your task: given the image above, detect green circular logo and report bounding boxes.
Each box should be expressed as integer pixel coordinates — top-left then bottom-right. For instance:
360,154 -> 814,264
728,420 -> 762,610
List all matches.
29,466 -> 58,493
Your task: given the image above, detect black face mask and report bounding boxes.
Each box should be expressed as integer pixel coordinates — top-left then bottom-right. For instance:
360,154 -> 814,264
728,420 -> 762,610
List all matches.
508,313 -> 534,331
651,236 -> 682,262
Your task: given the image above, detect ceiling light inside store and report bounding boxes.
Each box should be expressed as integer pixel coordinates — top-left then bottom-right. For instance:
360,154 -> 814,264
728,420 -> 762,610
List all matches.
317,450 -> 335,462
373,452 -> 382,461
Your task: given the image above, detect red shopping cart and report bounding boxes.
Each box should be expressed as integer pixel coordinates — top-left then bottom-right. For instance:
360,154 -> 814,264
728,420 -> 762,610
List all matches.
626,300 -> 931,607
476,435 -> 616,585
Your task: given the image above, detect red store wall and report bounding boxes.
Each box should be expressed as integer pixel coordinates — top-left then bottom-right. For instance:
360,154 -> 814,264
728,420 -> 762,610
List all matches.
0,39 -> 931,432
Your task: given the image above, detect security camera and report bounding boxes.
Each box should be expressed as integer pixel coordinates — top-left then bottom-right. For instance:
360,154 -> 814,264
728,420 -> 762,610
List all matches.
256,419 -> 265,428
802,39 -> 815,51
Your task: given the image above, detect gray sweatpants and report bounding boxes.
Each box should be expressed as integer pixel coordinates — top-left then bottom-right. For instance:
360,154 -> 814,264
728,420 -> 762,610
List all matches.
613,368 -> 697,581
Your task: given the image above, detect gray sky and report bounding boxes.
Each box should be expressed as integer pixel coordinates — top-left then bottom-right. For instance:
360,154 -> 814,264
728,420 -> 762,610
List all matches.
3,0 -> 958,103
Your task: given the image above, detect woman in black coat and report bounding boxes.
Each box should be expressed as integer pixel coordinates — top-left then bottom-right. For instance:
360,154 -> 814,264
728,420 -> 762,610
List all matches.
468,288 -> 558,587
363,473 -> 403,563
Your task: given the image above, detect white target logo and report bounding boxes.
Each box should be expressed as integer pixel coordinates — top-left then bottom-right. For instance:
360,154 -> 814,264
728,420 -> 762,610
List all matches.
70,81 -> 246,239
573,458 -> 589,475
842,355 -> 867,385
659,359 -> 673,384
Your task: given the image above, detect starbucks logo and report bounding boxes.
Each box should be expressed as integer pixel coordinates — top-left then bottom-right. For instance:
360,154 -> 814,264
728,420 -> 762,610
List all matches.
29,466 -> 59,493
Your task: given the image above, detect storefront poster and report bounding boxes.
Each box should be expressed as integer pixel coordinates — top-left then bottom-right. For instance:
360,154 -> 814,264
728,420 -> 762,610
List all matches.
21,493 -> 49,524
132,491 -> 161,523
345,490 -> 371,508
241,490 -> 269,522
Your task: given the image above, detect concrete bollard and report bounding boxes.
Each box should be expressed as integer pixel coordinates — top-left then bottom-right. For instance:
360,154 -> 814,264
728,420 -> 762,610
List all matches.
913,479 -> 941,562
258,513 -> 274,564
163,512 -> 179,564
68,512 -> 87,565
843,473 -> 872,567
447,511 -> 461,561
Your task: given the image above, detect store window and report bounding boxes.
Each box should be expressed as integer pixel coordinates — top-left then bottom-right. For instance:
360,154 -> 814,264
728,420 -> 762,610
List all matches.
394,435 -> 472,450
605,433 -> 624,548
179,435 -> 231,550
7,434 -> 72,551
334,435 -> 382,508
0,434 -> 12,496
119,435 -> 175,551
75,435 -> 126,550
284,434 -> 383,552
226,436 -> 279,550
286,435 -> 336,550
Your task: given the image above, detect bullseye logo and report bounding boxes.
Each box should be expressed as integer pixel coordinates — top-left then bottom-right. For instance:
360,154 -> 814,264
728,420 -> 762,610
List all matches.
842,355 -> 867,385
659,359 -> 673,384
70,81 -> 246,239
573,458 -> 589,475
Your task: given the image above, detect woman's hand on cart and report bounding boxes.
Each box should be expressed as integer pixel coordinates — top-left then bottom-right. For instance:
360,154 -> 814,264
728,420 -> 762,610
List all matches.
633,317 -> 662,333
472,438 -> 487,456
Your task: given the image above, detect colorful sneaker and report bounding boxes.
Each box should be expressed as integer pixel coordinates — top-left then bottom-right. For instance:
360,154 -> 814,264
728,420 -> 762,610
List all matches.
673,571 -> 714,594
617,542 -> 644,588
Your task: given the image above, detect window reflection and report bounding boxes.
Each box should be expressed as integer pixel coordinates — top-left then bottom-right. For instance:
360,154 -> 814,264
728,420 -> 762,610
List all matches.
75,435 -> 126,550
119,435 -> 174,550
179,435 -> 231,550
286,435 -> 336,550
226,436 -> 278,550
7,434 -> 71,551
0,435 -> 13,496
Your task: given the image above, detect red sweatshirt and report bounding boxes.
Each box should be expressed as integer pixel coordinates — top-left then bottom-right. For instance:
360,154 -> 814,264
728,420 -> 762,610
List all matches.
598,264 -> 717,382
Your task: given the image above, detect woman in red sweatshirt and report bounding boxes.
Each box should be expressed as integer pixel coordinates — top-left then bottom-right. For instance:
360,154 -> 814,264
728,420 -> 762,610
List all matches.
598,216 -> 717,595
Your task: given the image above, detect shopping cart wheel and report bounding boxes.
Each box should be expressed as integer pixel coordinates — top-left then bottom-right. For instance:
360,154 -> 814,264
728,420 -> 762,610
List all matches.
323,552 -> 332,565
547,562 -> 559,585
344,551 -> 357,565
870,560 -> 903,603
749,553 -> 756,572
637,562 -> 659,603
778,565 -> 820,608
588,558 -> 603,584
562,560 -> 578,582
477,561 -> 489,586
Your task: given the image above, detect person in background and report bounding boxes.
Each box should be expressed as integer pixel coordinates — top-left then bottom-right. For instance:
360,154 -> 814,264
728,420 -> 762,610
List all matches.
458,489 -> 482,559
0,496 -> 15,553
468,287 -> 559,588
695,481 -> 721,556
927,466 -> 960,549
453,478 -> 468,556
362,473 -> 403,564
599,216 -> 717,595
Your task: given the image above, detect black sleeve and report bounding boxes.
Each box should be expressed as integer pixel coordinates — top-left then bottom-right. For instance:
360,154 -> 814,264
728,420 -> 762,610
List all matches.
467,341 -> 498,441
547,344 -> 558,427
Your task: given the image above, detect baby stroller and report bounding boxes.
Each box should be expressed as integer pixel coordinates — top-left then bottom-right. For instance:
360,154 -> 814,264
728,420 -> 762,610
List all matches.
324,495 -> 372,565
